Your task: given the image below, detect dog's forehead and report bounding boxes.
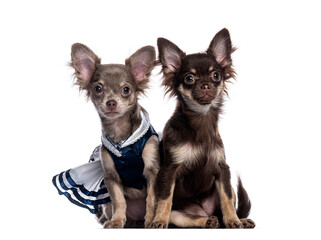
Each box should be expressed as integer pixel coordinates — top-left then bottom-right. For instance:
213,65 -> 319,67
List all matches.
95,64 -> 133,84
182,54 -> 220,74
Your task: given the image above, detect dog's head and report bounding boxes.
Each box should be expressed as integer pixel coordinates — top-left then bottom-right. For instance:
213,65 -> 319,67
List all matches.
70,43 -> 155,119
157,28 -> 235,114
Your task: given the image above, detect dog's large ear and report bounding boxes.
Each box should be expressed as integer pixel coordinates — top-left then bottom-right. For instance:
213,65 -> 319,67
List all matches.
157,38 -> 184,75
126,46 -> 156,84
207,28 -> 233,68
71,43 -> 101,90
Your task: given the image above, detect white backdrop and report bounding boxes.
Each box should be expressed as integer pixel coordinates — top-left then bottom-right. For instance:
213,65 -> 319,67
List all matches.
1,0 -> 321,239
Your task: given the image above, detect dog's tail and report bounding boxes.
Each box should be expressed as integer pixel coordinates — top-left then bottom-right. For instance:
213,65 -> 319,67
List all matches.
236,177 -> 252,219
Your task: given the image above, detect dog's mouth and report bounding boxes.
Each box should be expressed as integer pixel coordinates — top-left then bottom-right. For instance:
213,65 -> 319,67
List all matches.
105,111 -> 119,116
195,94 -> 215,105
100,108 -> 120,118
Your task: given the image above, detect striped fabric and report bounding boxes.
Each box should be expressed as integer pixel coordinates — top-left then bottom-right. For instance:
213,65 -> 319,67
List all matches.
52,111 -> 154,214
52,148 -> 111,214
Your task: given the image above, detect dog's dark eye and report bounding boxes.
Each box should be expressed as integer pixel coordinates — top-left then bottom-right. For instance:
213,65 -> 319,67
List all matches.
184,74 -> 195,85
121,86 -> 131,97
94,85 -> 103,94
211,71 -> 221,82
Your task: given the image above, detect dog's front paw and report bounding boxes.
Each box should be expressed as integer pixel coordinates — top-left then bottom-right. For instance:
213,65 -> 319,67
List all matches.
240,218 -> 255,228
103,219 -> 125,228
144,218 -> 153,228
224,217 -> 243,228
149,220 -> 168,228
144,212 -> 155,228
205,216 -> 220,228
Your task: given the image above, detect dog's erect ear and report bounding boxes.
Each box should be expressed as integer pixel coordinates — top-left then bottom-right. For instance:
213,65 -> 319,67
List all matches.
71,43 -> 101,90
126,46 -> 156,84
157,38 -> 184,74
207,28 -> 233,67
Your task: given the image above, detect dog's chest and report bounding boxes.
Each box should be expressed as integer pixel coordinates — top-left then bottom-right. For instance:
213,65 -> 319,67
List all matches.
170,143 -> 225,166
171,143 -> 225,198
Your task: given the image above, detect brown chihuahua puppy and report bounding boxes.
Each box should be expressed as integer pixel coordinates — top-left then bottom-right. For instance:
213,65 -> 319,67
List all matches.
150,29 -> 255,228
71,43 -> 159,228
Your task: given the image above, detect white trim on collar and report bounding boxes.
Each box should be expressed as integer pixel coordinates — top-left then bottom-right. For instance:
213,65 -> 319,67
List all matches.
101,111 -> 150,157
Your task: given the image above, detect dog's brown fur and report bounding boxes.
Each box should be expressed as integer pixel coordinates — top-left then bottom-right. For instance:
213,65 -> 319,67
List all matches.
70,43 -> 159,228
150,29 -> 255,228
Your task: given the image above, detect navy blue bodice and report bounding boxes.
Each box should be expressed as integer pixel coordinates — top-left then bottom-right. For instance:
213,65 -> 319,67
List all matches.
106,126 -> 157,189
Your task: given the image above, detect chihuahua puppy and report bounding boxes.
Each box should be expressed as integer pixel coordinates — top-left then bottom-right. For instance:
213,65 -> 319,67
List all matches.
150,29 -> 255,228
70,43 -> 159,228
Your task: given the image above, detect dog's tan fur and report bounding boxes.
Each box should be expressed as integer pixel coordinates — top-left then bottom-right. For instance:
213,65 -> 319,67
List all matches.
152,184 -> 175,228
70,43 -> 159,228
150,29 -> 255,229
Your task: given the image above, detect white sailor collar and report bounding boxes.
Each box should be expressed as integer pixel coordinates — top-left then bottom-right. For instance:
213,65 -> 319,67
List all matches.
101,111 -> 151,157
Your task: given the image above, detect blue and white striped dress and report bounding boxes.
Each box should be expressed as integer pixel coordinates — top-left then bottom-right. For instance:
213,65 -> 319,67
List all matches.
52,146 -> 110,214
52,111 -> 156,214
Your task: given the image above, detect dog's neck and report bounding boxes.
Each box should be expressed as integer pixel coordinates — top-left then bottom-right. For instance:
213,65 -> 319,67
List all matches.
100,105 -> 142,144
180,99 -> 221,121
179,101 -> 222,144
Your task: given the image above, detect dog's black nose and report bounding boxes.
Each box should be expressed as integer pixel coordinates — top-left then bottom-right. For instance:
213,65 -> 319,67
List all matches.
201,83 -> 210,90
106,100 -> 117,110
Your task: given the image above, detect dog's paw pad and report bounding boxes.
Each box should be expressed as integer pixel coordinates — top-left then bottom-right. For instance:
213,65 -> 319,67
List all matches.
103,220 -> 125,228
224,218 -> 243,228
240,218 -> 255,228
205,216 -> 220,228
149,221 -> 168,228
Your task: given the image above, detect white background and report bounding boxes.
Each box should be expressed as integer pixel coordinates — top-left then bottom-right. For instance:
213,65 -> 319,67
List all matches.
1,0 -> 320,239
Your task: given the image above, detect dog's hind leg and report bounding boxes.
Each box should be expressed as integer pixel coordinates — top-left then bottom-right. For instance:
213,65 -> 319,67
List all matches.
96,202 -> 113,225
240,218 -> 255,228
236,177 -> 255,228
169,210 -> 220,228
96,206 -> 107,225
